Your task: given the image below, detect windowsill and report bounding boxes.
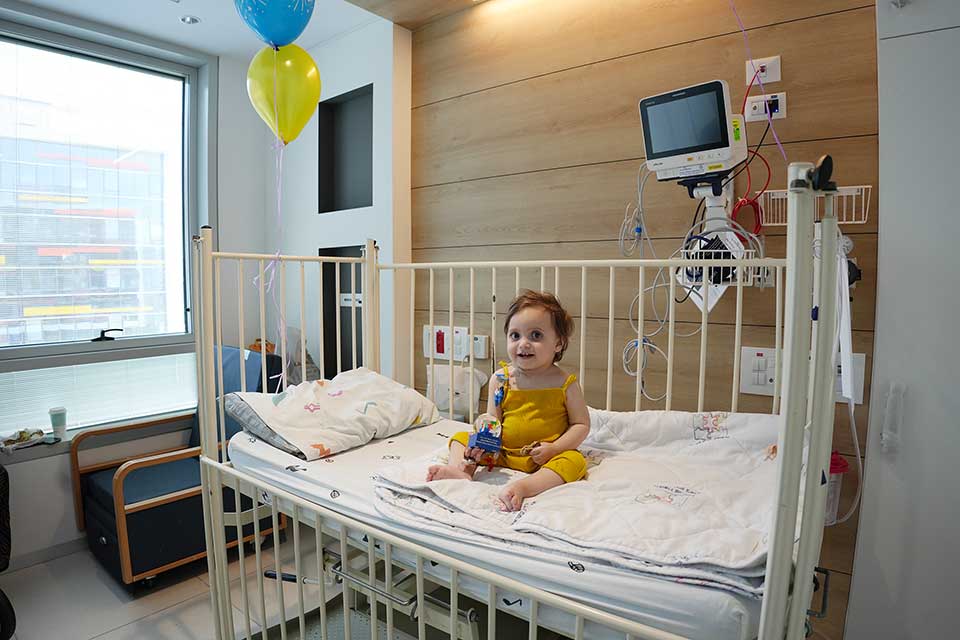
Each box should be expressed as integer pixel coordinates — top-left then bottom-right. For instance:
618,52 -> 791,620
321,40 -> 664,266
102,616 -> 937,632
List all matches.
1,408 -> 196,465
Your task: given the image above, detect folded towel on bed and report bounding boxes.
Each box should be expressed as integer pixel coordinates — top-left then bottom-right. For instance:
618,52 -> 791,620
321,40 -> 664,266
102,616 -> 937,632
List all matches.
375,408 -> 797,596
225,368 -> 439,461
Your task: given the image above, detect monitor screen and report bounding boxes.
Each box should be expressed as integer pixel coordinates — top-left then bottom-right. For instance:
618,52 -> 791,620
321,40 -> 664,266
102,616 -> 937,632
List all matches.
640,81 -> 729,160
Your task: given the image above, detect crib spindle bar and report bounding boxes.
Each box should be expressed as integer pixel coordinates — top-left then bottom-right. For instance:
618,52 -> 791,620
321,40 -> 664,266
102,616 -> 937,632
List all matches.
574,615 -> 584,640
416,556 -> 427,639
299,262 -> 307,383
450,567 -> 458,640
666,268 -> 677,411
529,598 -> 539,640
368,535 -> 378,640
429,269 -> 436,405
351,263 -> 358,370
340,526 -> 352,640
318,263 -> 326,381
271,500 -> 287,640
540,266 -> 546,292
251,484 -> 268,639
410,271 -> 416,387
280,262 -> 288,391
469,268 -> 476,423
697,267 -> 710,413
579,267 -> 587,391
606,267 -> 616,411
487,583 -> 497,640
214,259 -> 226,460
335,262 -> 342,375
237,261 -> 247,392
636,267 -> 644,411
259,259 -> 268,394
773,266 -> 784,413
554,266 -> 560,299
449,267 -> 455,420
515,267 -> 520,296
732,272 -> 745,412
315,518 -> 328,639
233,478 -> 253,640
293,505 -> 306,637
385,543 -> 394,636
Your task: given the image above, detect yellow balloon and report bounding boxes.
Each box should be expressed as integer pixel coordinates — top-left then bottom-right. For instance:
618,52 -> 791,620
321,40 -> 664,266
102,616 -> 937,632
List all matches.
247,44 -> 321,145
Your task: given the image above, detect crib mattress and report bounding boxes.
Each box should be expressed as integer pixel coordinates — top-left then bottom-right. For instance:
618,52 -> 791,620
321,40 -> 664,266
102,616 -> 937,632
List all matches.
227,421 -> 760,640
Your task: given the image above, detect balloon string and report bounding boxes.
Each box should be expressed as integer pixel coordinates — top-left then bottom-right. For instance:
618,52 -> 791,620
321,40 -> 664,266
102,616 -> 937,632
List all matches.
252,46 -> 289,390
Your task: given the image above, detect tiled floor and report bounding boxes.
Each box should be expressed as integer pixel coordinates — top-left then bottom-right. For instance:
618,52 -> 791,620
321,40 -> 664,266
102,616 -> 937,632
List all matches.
0,527 -> 344,640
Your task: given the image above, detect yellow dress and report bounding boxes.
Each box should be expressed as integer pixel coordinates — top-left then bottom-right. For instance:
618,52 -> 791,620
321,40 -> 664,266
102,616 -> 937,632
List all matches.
451,363 -> 587,483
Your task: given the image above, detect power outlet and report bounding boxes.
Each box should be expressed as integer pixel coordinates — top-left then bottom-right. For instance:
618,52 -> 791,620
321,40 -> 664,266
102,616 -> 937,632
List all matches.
423,326 -> 489,361
745,56 -> 781,85
745,92 -> 787,122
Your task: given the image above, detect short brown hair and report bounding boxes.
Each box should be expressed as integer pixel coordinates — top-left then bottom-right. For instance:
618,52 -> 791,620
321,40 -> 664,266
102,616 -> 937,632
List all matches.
504,290 -> 574,362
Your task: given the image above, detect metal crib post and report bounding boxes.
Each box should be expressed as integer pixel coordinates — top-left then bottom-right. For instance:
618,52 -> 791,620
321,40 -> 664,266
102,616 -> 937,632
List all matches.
786,196 -> 841,639
758,162 -> 817,638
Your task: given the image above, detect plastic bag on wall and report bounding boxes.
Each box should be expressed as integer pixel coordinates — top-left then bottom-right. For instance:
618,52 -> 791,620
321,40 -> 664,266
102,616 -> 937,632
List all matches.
426,364 -> 488,419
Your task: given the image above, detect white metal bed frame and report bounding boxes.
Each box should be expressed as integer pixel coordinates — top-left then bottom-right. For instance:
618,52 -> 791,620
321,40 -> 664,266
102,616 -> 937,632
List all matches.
193,161 -> 840,640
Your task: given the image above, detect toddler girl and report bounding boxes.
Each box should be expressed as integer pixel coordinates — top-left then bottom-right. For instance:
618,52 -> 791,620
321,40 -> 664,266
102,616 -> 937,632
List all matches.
426,290 -> 590,511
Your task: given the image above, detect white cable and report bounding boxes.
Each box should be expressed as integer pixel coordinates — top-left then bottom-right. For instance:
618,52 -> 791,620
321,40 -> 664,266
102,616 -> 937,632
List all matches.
621,338 -> 668,402
834,399 -> 862,525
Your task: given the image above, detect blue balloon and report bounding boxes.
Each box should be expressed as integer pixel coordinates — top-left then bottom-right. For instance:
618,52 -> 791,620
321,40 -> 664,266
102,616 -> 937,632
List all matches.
234,0 -> 315,48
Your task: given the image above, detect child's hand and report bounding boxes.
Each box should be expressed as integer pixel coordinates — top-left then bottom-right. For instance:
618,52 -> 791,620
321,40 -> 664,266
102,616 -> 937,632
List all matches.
529,442 -> 556,465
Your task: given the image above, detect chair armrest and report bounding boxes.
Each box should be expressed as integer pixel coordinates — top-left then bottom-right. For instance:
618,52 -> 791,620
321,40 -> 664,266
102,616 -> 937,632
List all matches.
70,413 -> 195,531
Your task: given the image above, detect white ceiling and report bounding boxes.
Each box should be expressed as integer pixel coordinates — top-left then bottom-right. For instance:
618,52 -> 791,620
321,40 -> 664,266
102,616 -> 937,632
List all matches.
14,0 -> 379,57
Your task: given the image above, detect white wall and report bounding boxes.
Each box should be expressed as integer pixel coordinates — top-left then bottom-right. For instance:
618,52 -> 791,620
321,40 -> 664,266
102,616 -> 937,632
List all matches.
215,55 -> 269,347
266,19 -> 412,378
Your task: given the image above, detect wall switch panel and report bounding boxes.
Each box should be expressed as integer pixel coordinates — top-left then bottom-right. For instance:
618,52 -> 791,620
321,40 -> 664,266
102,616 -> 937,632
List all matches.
423,326 -> 489,362
338,293 -> 363,307
745,56 -> 782,85
739,346 -> 866,404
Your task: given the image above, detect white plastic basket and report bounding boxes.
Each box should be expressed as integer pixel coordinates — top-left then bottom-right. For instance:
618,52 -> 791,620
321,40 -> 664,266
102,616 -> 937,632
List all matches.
759,185 -> 872,227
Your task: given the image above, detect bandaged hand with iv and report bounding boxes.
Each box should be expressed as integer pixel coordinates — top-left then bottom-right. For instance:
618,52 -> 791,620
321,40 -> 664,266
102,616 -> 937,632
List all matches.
426,290 -> 591,512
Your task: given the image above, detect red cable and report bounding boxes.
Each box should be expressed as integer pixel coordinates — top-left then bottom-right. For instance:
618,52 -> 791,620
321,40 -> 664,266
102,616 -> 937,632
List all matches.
731,149 -> 771,236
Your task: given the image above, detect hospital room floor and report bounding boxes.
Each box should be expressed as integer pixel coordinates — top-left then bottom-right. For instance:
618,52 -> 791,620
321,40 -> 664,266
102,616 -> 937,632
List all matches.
0,529 -> 333,640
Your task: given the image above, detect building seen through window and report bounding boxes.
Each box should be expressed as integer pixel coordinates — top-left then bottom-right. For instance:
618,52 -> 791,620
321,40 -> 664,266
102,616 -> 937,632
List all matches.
0,41 -> 186,349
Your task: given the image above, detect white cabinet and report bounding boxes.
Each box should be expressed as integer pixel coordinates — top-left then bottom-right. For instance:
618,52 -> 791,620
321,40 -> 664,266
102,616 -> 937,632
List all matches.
844,24 -> 960,640
877,0 -> 960,39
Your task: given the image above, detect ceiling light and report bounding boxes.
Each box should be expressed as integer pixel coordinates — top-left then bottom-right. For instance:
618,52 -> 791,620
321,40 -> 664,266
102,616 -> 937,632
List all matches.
180,15 -> 201,25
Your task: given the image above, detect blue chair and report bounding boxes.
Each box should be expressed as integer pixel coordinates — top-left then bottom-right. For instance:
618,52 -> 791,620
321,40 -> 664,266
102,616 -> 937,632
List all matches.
70,347 -> 283,586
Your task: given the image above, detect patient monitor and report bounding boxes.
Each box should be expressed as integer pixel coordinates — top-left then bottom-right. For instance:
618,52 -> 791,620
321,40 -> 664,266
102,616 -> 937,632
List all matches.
639,79 -> 747,183
639,80 -> 751,313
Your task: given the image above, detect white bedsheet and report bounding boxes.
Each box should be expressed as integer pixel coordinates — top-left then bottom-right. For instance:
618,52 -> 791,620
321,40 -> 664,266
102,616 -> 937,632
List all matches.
228,421 -> 761,640
375,409 -> 780,597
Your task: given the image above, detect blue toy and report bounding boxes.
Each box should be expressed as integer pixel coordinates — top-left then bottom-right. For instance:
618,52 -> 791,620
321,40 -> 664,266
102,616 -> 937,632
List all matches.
493,372 -> 506,407
468,414 -> 502,470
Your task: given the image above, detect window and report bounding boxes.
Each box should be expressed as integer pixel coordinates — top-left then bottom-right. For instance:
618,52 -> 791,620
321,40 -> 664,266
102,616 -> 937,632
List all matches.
0,24 -> 202,372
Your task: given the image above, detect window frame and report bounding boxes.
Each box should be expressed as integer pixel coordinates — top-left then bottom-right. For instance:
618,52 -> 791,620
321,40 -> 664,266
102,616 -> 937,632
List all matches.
0,10 -> 217,374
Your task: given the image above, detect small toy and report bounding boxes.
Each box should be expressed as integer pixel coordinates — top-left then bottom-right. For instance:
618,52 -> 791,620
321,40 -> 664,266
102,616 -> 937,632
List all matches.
468,414 -> 502,470
493,372 -> 506,406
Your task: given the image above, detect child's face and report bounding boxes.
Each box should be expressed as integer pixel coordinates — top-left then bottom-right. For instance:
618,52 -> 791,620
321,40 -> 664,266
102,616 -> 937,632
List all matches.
506,306 -> 561,372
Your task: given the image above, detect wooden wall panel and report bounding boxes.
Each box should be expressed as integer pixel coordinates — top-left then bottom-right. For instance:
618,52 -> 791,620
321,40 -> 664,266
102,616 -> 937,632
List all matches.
411,3 -> 877,635
412,136 -> 879,249
412,8 -> 877,187
413,0 -> 870,107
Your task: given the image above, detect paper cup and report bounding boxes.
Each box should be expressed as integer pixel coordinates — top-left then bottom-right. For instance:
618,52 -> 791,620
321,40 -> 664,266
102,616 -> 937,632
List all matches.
49,407 -> 67,439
